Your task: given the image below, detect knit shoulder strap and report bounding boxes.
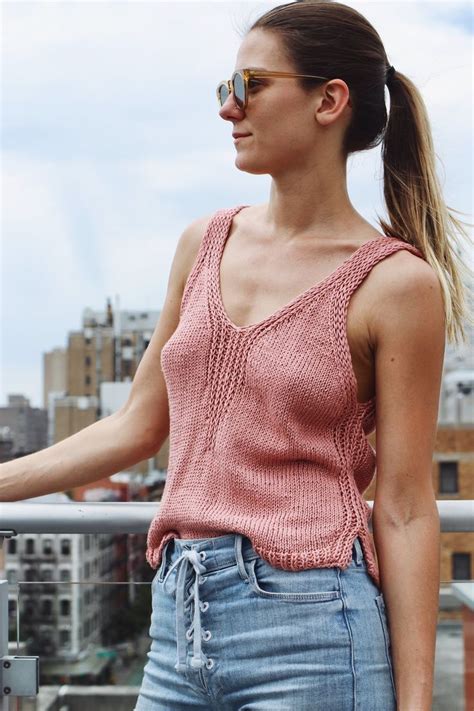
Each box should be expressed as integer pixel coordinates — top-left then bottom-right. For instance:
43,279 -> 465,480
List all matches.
179,207 -> 233,318
336,235 -> 425,303
330,236 -> 426,410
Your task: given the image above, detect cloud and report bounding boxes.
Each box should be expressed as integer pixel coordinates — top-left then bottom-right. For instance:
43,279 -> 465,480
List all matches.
1,1 -> 472,407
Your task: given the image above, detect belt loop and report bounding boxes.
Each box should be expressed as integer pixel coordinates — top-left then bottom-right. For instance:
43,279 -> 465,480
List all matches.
354,536 -> 364,566
158,539 -> 171,582
234,533 -> 249,581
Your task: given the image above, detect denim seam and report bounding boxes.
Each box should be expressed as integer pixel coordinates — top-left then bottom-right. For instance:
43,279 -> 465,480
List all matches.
207,558 -> 258,575
375,595 -> 397,701
182,637 -> 226,703
182,666 -> 214,702
247,558 -> 342,602
337,567 -> 357,710
158,540 -> 171,582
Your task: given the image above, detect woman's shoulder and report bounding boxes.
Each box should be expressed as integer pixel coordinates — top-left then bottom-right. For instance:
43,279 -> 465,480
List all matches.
363,245 -> 441,336
173,212 -> 218,289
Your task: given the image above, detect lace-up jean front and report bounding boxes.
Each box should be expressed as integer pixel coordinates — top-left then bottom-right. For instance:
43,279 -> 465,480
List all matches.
134,533 -> 396,710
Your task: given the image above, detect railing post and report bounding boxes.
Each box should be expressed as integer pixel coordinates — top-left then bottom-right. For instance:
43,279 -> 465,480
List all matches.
0,581 -> 9,711
0,532 -> 13,711
0,531 -> 23,711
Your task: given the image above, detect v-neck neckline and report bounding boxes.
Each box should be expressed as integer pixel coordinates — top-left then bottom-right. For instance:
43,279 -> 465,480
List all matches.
215,205 -> 390,333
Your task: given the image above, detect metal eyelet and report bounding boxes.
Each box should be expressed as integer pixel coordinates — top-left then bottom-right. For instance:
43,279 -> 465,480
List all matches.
201,601 -> 209,612
200,551 -> 206,560
185,629 -> 193,640
202,629 -> 212,641
205,658 -> 214,669
198,575 -> 206,584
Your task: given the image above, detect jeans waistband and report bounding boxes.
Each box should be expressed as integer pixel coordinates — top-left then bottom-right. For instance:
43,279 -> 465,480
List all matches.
159,532 -> 366,584
159,532 -> 259,582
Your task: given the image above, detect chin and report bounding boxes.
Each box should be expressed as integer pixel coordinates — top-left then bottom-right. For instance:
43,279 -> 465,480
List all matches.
234,154 -> 273,176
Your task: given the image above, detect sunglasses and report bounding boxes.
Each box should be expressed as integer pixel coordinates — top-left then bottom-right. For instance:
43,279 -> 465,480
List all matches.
216,68 -> 331,110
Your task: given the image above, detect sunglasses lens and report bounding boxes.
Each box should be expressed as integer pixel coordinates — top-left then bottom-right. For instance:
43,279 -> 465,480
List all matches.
217,72 -> 246,108
217,84 -> 229,106
233,72 -> 245,108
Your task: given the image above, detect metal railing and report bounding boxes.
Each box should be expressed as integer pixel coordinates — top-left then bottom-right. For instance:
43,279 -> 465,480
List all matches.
0,499 -> 472,535
0,499 -> 472,709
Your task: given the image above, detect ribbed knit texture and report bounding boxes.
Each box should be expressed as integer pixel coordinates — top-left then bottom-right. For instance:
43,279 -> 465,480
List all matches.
145,205 -> 425,588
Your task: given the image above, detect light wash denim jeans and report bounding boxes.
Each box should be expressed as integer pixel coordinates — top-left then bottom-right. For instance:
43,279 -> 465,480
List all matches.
134,533 -> 396,710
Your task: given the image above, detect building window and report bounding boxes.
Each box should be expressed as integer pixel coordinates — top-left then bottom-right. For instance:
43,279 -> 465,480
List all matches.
41,634 -> 54,653
60,539 -> 71,556
85,356 -> 91,367
439,461 -> 459,494
60,599 -> 71,616
42,568 -> 53,581
59,629 -> 70,646
25,539 -> 35,555
8,539 -> 16,554
85,375 -> 91,386
452,552 -> 471,580
43,539 -> 53,555
7,569 -> 17,585
41,599 -> 53,616
60,569 -> 71,582
8,600 -> 16,618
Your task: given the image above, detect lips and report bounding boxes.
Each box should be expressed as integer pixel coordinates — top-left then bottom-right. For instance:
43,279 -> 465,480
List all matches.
232,133 -> 251,138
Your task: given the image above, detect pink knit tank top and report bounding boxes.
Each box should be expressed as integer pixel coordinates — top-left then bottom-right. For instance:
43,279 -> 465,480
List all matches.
145,205 -> 425,588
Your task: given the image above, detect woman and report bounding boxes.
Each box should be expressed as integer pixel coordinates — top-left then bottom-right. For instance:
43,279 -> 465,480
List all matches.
131,2 -> 469,708
1,1 -> 470,709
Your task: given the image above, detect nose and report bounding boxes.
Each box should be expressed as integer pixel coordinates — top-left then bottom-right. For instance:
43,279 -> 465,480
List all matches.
218,91 -> 245,121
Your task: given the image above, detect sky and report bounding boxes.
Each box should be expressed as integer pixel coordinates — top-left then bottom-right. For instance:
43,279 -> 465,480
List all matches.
1,0 -> 472,409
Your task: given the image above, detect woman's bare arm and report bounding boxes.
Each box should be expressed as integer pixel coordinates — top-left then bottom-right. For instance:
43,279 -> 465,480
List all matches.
0,212 -> 212,502
0,408 -> 160,501
369,251 -> 445,711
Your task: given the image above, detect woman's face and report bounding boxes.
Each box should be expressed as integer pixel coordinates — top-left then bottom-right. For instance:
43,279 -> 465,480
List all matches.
219,29 -> 346,178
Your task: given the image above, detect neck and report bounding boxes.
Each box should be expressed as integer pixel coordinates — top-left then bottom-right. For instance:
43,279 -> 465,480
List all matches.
263,161 -> 359,244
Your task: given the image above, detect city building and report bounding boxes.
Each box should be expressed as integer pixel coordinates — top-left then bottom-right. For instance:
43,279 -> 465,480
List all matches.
0,395 -> 47,457
5,493 -> 117,684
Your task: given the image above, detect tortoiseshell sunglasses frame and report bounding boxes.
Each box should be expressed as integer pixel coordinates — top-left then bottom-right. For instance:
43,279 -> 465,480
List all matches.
216,69 -> 332,110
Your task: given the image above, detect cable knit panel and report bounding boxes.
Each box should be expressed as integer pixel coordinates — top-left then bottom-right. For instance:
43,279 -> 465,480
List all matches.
145,205 -> 425,589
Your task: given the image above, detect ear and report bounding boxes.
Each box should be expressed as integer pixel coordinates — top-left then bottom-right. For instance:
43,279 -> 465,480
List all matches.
315,79 -> 351,126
